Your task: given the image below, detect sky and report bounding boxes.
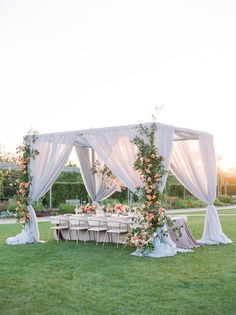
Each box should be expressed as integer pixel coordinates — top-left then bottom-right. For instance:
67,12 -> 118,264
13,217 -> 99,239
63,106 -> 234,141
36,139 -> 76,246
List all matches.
0,0 -> 236,170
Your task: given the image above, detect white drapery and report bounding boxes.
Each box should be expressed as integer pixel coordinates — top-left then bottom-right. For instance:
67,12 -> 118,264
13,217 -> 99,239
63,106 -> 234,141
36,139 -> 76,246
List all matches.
156,124 -> 174,192
6,132 -> 77,245
29,132 -> 76,241
83,123 -> 174,194
198,133 -> 232,244
83,126 -> 142,193
75,146 -> 117,202
170,133 -> 232,245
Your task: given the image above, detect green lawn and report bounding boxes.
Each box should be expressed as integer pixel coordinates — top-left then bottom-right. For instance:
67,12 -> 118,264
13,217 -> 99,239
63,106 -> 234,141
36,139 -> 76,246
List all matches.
0,214 -> 236,315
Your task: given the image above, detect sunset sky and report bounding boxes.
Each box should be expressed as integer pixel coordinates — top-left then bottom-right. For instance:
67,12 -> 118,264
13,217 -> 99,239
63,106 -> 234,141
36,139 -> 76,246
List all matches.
1,0 -> 236,170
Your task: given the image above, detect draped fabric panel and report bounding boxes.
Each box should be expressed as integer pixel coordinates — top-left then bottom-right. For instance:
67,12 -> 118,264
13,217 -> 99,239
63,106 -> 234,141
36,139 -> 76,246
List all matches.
83,126 -> 142,193
75,146 -> 117,202
83,124 -> 174,195
156,124 -> 174,192
198,133 -> 232,244
170,139 -> 207,201
170,135 -> 232,244
28,132 -> 77,241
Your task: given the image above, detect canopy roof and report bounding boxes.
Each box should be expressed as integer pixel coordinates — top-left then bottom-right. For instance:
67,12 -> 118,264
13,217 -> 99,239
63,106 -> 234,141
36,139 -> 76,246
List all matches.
35,122 -> 210,145
15,120 -> 229,247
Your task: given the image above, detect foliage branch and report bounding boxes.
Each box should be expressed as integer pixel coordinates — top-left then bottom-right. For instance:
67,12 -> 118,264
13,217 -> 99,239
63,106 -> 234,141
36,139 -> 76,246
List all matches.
91,160 -> 125,192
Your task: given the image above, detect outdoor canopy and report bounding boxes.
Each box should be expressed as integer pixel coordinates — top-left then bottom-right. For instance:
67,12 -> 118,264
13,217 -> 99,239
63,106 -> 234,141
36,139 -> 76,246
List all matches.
6,121 -> 232,246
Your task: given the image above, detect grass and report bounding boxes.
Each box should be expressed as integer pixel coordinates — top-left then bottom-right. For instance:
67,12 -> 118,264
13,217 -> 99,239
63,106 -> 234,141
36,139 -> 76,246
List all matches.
0,214 -> 236,315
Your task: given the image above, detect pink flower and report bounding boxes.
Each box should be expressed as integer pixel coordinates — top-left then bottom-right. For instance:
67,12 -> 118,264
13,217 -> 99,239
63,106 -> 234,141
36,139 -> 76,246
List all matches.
148,213 -> 154,221
19,217 -> 25,224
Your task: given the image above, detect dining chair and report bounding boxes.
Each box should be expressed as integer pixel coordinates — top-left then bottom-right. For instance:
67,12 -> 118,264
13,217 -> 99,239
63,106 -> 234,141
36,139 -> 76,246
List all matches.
47,216 -> 70,242
84,217 -> 108,245
103,218 -> 130,248
66,216 -> 90,243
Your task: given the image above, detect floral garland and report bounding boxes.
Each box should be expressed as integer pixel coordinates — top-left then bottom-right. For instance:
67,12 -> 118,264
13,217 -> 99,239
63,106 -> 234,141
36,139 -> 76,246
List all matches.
126,122 -> 172,250
13,130 -> 39,225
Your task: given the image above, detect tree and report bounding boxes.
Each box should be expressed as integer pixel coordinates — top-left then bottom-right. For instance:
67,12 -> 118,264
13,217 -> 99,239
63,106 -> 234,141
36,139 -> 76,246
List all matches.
0,144 -> 16,163
0,145 -> 17,200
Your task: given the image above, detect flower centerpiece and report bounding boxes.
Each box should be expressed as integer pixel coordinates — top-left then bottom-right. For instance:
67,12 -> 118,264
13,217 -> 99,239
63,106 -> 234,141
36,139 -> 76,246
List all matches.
79,203 -> 97,214
126,122 -> 173,251
106,203 -> 129,216
12,130 -> 39,225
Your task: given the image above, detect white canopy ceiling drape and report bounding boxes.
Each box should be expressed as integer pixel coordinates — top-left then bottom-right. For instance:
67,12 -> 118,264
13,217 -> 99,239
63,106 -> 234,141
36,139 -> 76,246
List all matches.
5,122 -> 232,246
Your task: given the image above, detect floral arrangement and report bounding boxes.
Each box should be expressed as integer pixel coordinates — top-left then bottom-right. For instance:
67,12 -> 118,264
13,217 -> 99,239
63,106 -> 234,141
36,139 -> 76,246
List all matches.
91,160 -> 125,192
126,122 -> 173,250
12,130 -> 39,225
79,203 -> 97,214
106,203 -> 129,216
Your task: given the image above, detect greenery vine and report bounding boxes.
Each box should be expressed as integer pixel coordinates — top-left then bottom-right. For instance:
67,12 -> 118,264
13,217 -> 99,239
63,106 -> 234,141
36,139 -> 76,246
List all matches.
12,130 -> 39,225
126,122 -> 173,250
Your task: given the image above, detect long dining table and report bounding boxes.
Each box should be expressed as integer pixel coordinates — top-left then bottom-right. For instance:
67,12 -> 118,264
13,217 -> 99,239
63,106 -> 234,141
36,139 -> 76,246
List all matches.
52,214 -> 201,249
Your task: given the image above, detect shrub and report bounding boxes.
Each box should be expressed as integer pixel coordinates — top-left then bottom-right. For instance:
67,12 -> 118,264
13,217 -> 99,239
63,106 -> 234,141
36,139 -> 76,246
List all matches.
188,198 -> 206,208
101,199 -> 122,206
0,210 -> 16,218
162,197 -> 206,209
0,200 -> 8,212
214,198 -> 224,206
58,203 -> 75,214
218,194 -> 233,204
32,200 -> 45,211
7,199 -> 17,212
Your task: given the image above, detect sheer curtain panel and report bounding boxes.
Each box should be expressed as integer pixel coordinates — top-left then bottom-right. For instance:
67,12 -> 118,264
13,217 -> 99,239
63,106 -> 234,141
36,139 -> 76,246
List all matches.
83,126 -> 142,193
75,146 -> 117,202
170,134 -> 232,245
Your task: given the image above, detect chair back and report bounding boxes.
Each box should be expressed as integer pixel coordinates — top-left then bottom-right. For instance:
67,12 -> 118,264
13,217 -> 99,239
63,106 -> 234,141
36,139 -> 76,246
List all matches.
68,216 -> 89,228
49,216 -> 60,225
87,217 -> 107,228
50,215 -> 70,227
106,218 -> 129,231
